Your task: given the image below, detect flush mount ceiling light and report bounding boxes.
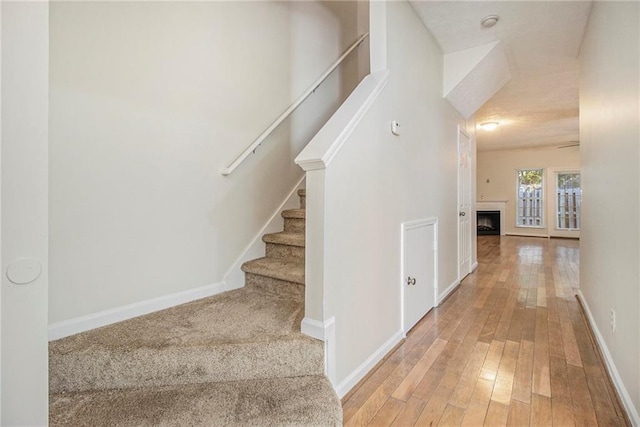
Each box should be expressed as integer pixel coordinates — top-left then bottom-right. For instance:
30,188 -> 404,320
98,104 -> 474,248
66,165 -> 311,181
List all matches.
480,122 -> 499,131
481,14 -> 500,28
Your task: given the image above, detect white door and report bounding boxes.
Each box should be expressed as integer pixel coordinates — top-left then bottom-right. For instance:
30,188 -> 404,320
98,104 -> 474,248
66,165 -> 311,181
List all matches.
1,2 -> 50,424
402,219 -> 437,333
458,126 -> 472,280
547,168 -> 581,239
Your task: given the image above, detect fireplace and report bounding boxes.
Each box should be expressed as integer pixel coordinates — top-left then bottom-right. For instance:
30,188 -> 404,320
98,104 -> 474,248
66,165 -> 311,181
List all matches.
477,210 -> 500,235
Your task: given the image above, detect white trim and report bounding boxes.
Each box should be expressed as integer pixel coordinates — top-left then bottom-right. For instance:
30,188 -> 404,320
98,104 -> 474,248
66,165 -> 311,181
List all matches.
301,316 -> 331,341
515,167 -> 546,228
48,281 -> 225,341
476,201 -> 507,236
222,176 -> 305,290
471,261 -> 478,272
457,125 -> 473,281
438,279 -> 461,305
301,316 -> 337,386
576,291 -> 640,425
296,70 -> 390,171
504,232 -> 549,238
547,168 -> 581,239
400,218 -> 438,335
335,330 -> 403,399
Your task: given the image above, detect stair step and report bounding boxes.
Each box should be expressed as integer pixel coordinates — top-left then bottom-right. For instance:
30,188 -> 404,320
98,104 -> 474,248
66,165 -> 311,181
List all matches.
282,209 -> 305,233
264,232 -> 305,261
297,189 -> 306,197
265,243 -> 305,262
241,257 -> 304,285
244,273 -> 304,297
50,375 -> 342,427
284,219 -> 304,233
282,208 -> 305,219
49,287 -> 320,393
263,232 -> 305,247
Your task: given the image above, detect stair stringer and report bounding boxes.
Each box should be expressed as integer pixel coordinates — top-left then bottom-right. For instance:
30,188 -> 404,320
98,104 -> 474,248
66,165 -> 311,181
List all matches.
222,176 -> 306,291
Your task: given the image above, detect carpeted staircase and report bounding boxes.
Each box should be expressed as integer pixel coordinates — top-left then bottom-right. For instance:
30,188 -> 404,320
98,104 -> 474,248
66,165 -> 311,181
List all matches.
49,189 -> 342,426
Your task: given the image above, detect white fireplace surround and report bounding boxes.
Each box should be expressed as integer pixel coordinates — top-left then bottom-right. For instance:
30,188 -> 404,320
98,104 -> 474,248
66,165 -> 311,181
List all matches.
476,200 -> 507,236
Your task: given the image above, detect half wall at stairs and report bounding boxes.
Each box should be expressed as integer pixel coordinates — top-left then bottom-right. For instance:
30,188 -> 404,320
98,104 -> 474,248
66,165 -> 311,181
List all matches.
298,0 -> 475,392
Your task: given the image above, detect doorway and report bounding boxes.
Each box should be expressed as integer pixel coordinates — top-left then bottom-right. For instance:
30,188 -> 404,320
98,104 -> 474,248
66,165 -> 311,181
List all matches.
458,126 -> 472,280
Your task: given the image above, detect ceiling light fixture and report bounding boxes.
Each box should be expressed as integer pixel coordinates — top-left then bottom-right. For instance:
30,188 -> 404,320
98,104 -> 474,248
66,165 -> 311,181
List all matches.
481,14 -> 499,29
480,122 -> 499,131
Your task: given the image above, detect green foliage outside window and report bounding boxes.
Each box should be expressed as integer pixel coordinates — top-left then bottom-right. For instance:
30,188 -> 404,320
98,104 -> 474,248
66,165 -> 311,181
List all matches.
557,172 -> 580,189
518,169 -> 543,188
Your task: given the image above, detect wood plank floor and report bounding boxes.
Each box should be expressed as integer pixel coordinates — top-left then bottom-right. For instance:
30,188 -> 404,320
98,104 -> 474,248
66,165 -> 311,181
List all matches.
342,236 -> 629,426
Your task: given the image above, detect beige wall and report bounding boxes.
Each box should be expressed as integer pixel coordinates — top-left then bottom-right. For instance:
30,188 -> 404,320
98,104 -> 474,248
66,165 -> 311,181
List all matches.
579,1 -> 640,421
477,146 -> 580,237
322,0 -> 466,386
49,1 -> 363,324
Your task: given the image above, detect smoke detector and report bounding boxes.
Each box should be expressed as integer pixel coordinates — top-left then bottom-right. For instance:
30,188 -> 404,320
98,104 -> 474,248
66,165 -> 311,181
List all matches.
481,15 -> 499,28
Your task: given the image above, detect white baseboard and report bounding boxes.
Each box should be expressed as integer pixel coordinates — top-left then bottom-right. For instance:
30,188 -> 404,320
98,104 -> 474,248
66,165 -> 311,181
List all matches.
505,232 -> 549,238
471,261 -> 478,272
335,330 -> 403,399
438,279 -> 460,305
576,291 -> 640,425
48,281 -> 225,341
301,316 -> 337,386
301,317 -> 331,341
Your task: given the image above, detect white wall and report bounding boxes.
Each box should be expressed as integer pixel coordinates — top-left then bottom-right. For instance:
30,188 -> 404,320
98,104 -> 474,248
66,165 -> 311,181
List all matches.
579,1 -> 640,422
1,4 -> 3,420
320,1 -> 465,388
49,1 -> 364,325
477,146 -> 580,236
1,1 -> 49,424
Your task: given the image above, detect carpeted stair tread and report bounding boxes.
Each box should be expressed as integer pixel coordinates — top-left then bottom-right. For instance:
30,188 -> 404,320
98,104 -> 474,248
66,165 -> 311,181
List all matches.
50,375 -> 342,427
50,287 -> 305,352
50,335 -> 323,393
241,257 -> 304,285
262,231 -> 305,247
281,208 -> 305,219
50,287 -> 322,393
298,189 -> 306,209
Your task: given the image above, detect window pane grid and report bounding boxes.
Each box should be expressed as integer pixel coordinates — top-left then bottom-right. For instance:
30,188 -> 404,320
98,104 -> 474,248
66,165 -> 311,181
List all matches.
517,169 -> 543,227
557,173 -> 581,230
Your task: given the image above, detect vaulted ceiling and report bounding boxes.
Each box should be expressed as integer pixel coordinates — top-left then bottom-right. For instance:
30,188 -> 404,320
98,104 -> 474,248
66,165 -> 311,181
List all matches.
409,1 -> 593,151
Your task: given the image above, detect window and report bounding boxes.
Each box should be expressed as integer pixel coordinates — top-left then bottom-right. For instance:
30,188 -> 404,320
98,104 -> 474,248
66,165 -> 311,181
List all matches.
517,169 -> 543,227
556,172 -> 581,230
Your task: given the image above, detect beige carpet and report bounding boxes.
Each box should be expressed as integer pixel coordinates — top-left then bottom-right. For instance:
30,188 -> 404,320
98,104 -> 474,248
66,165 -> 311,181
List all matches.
50,287 -> 322,393
50,188 -> 342,425
51,376 -> 340,427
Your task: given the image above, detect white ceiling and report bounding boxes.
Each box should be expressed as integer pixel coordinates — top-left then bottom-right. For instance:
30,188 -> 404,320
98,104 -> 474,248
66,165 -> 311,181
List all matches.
409,1 -> 593,151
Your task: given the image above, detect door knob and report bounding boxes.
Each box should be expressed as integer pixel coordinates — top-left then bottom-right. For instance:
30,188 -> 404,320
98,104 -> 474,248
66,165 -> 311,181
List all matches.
459,211 -> 466,216
406,277 -> 416,286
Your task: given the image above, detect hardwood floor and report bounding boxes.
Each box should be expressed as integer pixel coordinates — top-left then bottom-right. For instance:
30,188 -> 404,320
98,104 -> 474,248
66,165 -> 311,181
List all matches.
342,236 -> 629,426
